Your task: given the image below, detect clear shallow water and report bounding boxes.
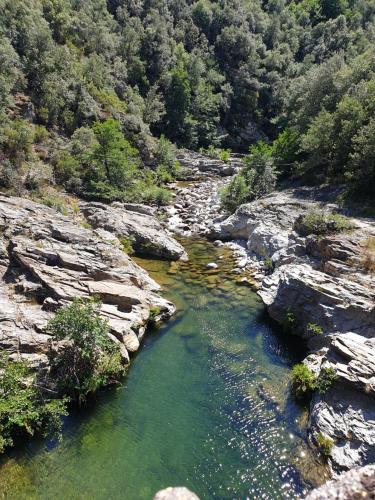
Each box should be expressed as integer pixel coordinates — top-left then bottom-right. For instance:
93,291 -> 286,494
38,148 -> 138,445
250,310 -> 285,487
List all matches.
0,239 -> 325,499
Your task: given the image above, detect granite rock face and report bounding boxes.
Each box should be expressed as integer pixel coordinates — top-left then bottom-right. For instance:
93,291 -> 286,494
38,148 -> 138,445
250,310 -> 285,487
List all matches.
210,189 -> 375,475
81,201 -> 187,261
306,465 -> 375,499
0,194 -> 175,370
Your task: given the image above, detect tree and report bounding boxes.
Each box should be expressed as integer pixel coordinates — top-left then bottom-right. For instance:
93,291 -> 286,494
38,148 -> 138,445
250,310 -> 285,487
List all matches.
0,355 -> 67,452
86,119 -> 139,199
48,298 -> 125,403
164,45 -> 192,144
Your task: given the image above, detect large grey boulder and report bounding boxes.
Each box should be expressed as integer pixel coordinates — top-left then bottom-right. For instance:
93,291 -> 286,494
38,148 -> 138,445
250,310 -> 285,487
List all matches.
0,194 -> 175,369
259,263 -> 374,340
81,202 -> 187,261
306,465 -> 375,499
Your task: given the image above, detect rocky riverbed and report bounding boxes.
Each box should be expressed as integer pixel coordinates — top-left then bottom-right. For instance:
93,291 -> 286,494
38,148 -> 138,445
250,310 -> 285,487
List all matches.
163,152 -> 375,477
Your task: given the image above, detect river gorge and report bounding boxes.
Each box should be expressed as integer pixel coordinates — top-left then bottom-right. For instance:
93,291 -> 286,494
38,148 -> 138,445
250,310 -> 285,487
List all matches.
0,238 -> 327,499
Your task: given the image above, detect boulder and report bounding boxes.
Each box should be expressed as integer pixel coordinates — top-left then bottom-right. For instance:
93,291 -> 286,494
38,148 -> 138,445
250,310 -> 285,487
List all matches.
81,202 -> 187,261
259,263 -> 374,340
306,465 -> 375,499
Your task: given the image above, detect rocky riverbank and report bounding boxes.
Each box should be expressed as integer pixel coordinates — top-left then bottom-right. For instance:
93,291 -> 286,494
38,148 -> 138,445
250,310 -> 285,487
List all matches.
209,190 -> 375,474
163,154 -> 375,476
0,194 -> 185,371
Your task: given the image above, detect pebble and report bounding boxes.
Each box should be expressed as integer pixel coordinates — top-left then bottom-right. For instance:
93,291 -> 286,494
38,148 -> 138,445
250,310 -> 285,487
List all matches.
206,262 -> 218,270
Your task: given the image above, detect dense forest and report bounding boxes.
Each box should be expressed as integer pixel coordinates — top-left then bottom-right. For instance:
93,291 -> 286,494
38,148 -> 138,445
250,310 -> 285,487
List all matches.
0,0 -> 374,207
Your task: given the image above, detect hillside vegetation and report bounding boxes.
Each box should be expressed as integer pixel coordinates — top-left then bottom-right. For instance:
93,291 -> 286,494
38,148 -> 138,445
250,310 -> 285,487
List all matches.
0,0 -> 374,205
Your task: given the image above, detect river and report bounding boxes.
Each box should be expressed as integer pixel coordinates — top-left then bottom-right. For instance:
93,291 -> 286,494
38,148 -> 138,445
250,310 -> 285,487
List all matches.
0,238 -> 324,499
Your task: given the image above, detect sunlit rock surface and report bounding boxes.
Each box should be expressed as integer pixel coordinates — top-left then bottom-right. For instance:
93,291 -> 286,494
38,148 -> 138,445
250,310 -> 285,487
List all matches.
0,194 -> 175,369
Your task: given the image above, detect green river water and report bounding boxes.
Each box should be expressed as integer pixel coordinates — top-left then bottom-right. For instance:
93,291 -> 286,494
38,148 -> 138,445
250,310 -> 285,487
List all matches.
0,239 -> 325,499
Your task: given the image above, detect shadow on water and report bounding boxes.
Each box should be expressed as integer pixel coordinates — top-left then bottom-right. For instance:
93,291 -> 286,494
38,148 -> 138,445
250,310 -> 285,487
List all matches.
0,238 -> 328,499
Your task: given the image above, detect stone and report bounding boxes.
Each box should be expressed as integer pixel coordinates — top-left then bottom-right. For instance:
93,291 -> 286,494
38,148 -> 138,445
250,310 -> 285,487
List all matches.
81,202 -> 187,261
306,465 -> 375,499
206,262 -> 218,270
153,487 -> 199,500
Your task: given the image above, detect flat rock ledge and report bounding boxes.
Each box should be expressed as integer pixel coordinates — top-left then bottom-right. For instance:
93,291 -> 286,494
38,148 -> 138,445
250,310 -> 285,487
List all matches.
306,465 -> 375,499
209,188 -> 375,475
0,194 -> 175,371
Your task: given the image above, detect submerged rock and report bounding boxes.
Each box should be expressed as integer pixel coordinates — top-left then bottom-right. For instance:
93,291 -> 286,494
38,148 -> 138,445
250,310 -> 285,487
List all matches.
0,194 -> 175,369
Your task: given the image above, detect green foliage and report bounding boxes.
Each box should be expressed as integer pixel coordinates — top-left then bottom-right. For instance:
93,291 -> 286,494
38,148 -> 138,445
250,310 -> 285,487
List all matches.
0,355 -> 68,453
295,210 -> 354,236
119,237 -> 134,256
220,175 -> 250,213
316,367 -> 338,394
0,0 -> 374,201
155,135 -> 180,182
203,146 -> 232,163
220,141 -> 277,212
307,323 -> 324,336
48,298 -> 125,403
263,256 -> 274,273
149,306 -> 162,324
40,191 -> 68,215
284,309 -> 297,332
291,363 -> 337,400
315,432 -> 334,456
88,119 -> 139,192
291,363 -> 317,398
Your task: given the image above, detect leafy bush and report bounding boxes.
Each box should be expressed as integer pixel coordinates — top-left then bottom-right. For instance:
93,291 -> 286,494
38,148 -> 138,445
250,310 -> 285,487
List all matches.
48,298 -> 125,403
201,146 -> 232,163
155,135 -> 180,179
220,141 -> 277,212
33,125 -> 50,143
119,237 -> 134,255
307,323 -> 323,335
149,306 -> 162,324
39,189 -> 68,215
220,175 -> 250,213
316,367 -> 338,394
295,210 -> 354,236
315,432 -> 334,456
263,256 -> 274,273
291,363 -> 317,398
0,355 -> 68,453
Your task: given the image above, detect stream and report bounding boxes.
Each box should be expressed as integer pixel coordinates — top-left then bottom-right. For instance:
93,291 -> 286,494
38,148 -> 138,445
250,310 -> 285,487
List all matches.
0,238 -> 325,499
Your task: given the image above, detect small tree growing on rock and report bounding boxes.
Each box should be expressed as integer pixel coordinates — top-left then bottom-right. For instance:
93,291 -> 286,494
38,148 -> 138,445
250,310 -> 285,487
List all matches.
0,355 -> 67,452
48,298 -> 125,403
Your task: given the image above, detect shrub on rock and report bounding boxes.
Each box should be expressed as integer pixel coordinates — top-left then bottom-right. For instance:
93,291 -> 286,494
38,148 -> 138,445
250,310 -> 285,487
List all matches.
48,298 -> 125,403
